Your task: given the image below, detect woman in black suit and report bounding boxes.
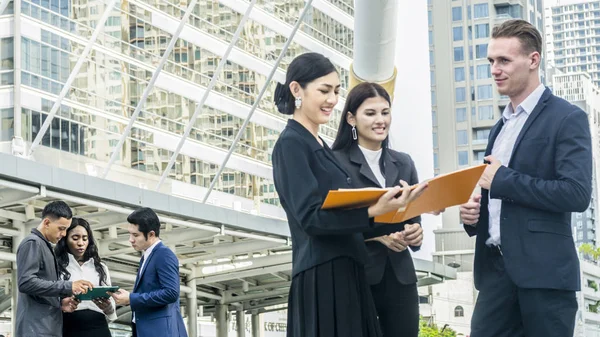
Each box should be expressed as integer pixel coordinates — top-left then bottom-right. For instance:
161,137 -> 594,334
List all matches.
332,82 -> 424,337
272,53 -> 426,337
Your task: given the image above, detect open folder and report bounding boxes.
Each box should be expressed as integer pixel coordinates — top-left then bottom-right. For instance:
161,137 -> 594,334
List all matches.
321,164 -> 486,223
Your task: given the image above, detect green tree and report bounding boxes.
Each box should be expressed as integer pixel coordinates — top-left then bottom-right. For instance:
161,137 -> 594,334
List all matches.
419,317 -> 458,337
579,243 -> 599,260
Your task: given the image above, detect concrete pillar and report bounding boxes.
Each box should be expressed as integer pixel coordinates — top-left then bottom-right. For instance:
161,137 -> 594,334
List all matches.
251,311 -> 261,337
11,220 -> 24,337
215,304 -> 228,337
236,310 -> 245,337
186,278 -> 197,337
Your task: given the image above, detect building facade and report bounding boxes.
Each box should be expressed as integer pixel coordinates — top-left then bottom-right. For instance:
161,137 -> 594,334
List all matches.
0,0 -> 355,219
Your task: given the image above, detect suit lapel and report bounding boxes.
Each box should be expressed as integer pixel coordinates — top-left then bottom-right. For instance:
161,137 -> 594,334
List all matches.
507,89 -> 551,166
349,144 -> 381,187
134,242 -> 162,291
486,119 -> 505,156
383,151 -> 400,188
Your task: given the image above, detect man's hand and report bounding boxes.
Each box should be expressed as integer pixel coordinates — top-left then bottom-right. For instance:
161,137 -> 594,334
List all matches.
109,289 -> 131,306
478,156 -> 502,190
72,280 -> 94,295
460,194 -> 482,226
403,223 -> 423,246
61,297 -> 79,313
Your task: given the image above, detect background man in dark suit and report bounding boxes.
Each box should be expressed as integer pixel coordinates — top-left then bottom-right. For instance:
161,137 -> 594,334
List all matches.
110,208 -> 187,337
460,20 -> 592,337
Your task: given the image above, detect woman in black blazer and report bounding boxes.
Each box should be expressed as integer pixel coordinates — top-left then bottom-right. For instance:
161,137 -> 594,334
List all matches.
272,53 -> 426,337
332,82 -> 424,337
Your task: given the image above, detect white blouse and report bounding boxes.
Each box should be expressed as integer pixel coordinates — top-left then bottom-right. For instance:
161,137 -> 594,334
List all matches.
63,253 -> 117,322
358,145 -> 385,187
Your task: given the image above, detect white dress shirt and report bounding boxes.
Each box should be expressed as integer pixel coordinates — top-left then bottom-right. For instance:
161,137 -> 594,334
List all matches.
358,145 -> 385,187
133,239 -> 161,323
487,83 -> 546,246
64,253 -> 117,322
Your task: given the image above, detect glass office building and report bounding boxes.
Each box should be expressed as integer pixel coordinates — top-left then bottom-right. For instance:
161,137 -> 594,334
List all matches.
0,0 -> 354,215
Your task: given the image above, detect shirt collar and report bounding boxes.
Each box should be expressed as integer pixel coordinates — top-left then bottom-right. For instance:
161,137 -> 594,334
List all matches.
143,239 -> 161,259
68,253 -> 94,267
502,83 -> 545,121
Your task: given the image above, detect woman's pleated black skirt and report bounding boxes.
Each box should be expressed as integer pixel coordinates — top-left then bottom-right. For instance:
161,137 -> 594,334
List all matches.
286,257 -> 382,337
63,309 -> 111,337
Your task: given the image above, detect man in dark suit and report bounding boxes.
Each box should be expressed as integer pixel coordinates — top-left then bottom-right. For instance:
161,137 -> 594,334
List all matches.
111,208 -> 187,337
460,20 -> 592,337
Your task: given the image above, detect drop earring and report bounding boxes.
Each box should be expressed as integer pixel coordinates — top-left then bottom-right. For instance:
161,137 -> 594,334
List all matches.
351,125 -> 357,140
295,97 -> 302,109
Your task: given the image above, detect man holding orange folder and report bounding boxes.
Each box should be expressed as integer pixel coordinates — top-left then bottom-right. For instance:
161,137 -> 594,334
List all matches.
459,20 -> 592,337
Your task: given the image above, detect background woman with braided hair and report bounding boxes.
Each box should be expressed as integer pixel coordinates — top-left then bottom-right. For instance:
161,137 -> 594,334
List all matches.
55,217 -> 116,337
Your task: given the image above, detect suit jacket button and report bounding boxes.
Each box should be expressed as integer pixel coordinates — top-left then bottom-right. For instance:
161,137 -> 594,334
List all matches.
347,177 -> 352,184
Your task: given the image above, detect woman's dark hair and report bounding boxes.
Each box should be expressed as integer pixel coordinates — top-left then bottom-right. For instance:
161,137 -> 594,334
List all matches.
274,52 -> 338,115
331,82 -> 392,174
55,217 -> 108,285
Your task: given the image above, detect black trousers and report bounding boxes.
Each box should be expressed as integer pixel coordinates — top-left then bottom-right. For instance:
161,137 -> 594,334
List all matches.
63,309 -> 111,337
471,247 -> 578,337
370,262 -> 420,337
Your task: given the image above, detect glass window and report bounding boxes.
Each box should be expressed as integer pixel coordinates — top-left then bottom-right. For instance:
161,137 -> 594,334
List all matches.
428,10 -> 432,25
429,30 -> 434,45
453,27 -> 463,41
430,70 -> 436,85
475,151 -> 485,162
455,67 -> 465,82
474,4 -> 489,18
433,132 -> 438,148
477,84 -> 493,99
475,24 -> 490,38
476,44 -> 488,59
477,64 -> 491,79
475,128 -> 491,140
433,153 -> 439,169
0,37 -> 14,71
432,111 -> 437,127
457,130 -> 468,145
529,11 -> 535,25
455,87 -> 466,102
458,151 -> 469,166
456,107 -> 467,122
454,47 -> 464,62
478,105 -> 494,120
431,90 -> 437,105
452,7 -> 462,21
0,108 -> 14,142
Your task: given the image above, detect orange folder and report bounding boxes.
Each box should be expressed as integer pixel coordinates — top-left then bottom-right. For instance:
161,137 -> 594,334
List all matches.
321,164 -> 486,223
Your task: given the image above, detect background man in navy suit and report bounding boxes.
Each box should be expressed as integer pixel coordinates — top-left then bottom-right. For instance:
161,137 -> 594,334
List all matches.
460,19 -> 592,337
111,208 -> 187,337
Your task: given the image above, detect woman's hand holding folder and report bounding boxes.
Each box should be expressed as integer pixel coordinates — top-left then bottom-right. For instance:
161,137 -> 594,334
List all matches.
367,180 -> 428,218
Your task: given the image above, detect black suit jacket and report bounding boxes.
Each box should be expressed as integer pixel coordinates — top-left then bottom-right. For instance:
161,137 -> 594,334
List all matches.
465,88 -> 592,291
334,143 -> 422,285
273,119 -> 375,277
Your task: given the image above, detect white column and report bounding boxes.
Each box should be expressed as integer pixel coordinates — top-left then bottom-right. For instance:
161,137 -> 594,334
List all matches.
186,278 -> 197,337
391,0 -> 436,260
